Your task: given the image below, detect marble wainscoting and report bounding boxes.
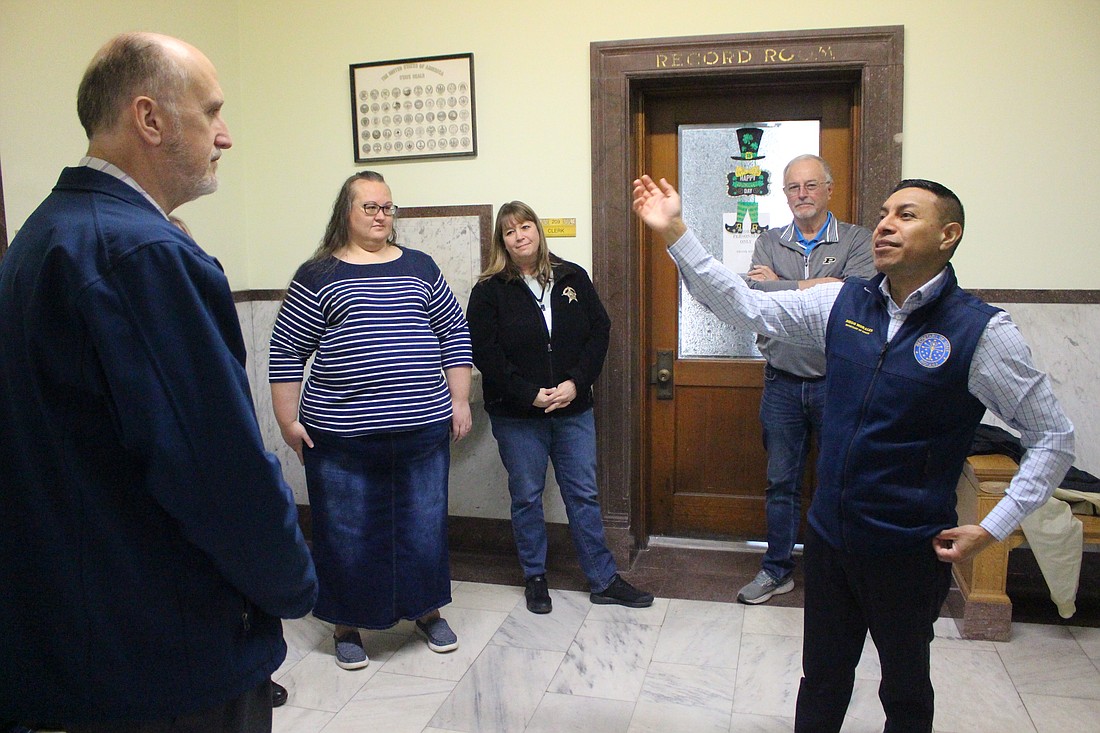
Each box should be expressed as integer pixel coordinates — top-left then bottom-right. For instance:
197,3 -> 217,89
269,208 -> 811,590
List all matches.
234,297 -> 571,524
235,298 -> 1100,527
987,302 -> 1099,476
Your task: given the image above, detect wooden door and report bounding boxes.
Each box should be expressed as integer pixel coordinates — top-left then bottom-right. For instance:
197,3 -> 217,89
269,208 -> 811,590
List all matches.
643,82 -> 857,541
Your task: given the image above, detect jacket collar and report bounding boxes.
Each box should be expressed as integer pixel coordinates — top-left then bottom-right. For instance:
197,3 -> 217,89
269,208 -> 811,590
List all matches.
56,165 -> 166,219
867,264 -> 958,314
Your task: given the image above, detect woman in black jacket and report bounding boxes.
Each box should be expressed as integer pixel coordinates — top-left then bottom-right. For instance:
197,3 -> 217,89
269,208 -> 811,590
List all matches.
467,201 -> 652,614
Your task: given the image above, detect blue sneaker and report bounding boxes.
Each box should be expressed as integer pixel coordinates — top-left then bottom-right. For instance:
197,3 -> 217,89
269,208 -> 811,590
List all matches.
416,616 -> 459,653
333,630 -> 369,670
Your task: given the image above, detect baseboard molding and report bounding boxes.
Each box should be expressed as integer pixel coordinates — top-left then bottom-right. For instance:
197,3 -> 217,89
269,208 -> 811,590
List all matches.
295,505 -> 637,569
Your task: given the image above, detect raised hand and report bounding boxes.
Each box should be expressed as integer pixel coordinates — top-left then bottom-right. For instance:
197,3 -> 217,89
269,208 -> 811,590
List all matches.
631,175 -> 687,243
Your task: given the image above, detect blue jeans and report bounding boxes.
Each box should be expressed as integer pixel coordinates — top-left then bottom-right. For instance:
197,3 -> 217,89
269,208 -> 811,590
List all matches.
489,409 -> 617,592
759,364 -> 826,581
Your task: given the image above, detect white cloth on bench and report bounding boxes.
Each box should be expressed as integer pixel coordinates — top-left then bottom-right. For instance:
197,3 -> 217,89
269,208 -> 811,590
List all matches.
1019,495 -> 1083,618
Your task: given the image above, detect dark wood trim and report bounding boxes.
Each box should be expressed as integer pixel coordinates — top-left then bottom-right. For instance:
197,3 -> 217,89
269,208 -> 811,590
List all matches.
591,27 -> 905,541
294,509 -> 636,575
967,289 -> 1100,305
233,289 -> 285,303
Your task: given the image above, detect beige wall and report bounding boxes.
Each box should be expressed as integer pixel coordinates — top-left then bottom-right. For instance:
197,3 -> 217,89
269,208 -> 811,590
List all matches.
3,0 -> 1099,291
0,0 -> 247,277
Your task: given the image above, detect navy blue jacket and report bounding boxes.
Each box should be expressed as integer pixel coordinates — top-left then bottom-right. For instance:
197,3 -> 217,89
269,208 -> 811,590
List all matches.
811,266 -> 999,553
0,167 -> 318,724
468,257 -> 610,418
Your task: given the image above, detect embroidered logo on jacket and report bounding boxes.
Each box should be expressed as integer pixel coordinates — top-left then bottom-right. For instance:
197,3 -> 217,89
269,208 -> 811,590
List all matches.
843,319 -> 874,335
562,286 -> 578,303
914,332 -> 951,368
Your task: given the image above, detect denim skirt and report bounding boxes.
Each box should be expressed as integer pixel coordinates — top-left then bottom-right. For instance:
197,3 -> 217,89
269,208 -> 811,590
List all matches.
303,420 -> 451,628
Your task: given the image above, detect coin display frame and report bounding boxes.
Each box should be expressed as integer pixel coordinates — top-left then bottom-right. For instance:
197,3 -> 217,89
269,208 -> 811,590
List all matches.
350,53 -> 476,162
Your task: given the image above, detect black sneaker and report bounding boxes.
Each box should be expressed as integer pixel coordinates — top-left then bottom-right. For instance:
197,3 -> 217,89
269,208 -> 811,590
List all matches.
525,574 -> 552,614
271,680 -> 288,708
590,574 -> 654,608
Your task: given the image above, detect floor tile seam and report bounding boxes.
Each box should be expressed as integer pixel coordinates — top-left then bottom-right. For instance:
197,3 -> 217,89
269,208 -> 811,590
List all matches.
578,614 -> 667,631
970,649 -> 1032,725
364,667 -> 464,688
272,657 -> 304,682
738,627 -> 804,640
989,640 -> 1100,681
426,646 -> 527,733
555,604 -> 663,695
1016,688 -> 1100,703
1015,694 -> 1044,733
1001,659 -> 1100,692
645,657 -> 742,677
621,690 -> 647,732
568,618 -> 664,669
487,636 -> 576,655
272,701 -> 339,716
731,629 -> 804,705
545,684 -> 648,705
447,636 -> 567,701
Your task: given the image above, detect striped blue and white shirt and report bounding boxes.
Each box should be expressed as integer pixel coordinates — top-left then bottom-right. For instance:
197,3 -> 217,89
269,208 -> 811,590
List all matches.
269,248 -> 472,436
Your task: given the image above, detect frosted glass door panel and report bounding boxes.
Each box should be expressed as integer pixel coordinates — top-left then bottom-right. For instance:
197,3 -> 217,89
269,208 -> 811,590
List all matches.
678,121 -> 819,359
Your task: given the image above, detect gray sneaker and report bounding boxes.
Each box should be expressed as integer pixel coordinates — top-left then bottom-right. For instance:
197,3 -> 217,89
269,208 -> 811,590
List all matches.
737,570 -> 794,605
333,631 -> 370,670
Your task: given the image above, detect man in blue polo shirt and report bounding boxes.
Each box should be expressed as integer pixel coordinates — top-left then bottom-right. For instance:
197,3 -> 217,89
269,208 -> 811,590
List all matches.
738,154 -> 874,605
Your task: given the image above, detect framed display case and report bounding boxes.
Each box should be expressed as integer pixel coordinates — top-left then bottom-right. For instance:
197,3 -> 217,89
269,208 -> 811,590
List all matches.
350,53 -> 476,163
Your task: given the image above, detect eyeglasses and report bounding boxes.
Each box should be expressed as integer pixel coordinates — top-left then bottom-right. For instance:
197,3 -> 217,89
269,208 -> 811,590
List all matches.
784,181 -> 826,197
361,203 -> 398,216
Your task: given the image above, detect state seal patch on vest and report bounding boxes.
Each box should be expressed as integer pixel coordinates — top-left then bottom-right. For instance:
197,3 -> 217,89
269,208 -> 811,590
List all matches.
914,332 -> 951,368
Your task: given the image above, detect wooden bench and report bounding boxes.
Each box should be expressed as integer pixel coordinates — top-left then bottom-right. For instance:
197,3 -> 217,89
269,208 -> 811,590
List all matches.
953,453 -> 1100,640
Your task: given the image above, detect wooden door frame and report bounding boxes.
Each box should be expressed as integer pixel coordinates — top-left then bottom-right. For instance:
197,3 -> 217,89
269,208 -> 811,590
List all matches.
589,26 -> 903,547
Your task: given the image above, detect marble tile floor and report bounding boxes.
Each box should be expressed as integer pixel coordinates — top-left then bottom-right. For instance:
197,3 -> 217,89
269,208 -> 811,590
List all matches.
271,580 -> 1100,733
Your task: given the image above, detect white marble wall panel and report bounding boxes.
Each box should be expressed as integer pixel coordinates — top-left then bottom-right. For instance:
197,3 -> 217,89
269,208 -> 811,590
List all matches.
989,302 -> 1100,475
396,214 -> 482,311
238,300 -> 1100,515
238,299 -> 310,504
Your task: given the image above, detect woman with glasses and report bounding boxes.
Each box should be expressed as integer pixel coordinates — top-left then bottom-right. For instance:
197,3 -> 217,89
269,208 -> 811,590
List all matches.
466,201 -> 653,615
269,171 -> 472,669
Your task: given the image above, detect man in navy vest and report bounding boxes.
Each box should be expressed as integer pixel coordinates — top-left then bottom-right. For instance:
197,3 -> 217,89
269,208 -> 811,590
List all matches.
632,174 -> 1074,732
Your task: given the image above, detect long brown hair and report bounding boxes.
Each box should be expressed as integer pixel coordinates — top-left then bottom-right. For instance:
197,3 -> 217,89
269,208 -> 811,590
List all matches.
479,200 -> 553,287
307,170 -> 398,265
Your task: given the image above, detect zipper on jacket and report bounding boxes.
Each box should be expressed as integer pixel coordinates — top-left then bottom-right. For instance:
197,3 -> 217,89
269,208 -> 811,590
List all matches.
839,337 -> 890,552
525,276 -> 555,388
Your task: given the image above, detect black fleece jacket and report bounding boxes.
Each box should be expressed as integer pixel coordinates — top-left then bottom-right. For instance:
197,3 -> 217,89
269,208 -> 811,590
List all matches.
467,257 -> 610,418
